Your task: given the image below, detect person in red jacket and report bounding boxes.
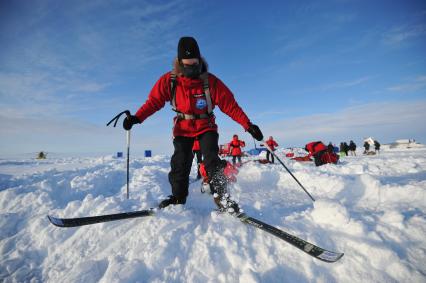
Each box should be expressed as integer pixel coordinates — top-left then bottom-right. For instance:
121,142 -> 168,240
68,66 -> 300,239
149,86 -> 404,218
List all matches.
192,138 -> 202,179
264,136 -> 278,163
229,134 -> 245,165
122,37 -> 263,212
305,141 -> 339,166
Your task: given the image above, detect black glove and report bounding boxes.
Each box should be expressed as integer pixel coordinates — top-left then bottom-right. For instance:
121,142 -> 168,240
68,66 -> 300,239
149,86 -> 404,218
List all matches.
247,123 -> 263,141
123,115 -> 141,130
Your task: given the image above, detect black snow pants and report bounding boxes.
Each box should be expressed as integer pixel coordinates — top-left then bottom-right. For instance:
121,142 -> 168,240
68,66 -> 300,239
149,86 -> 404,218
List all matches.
168,131 -> 227,199
266,151 -> 275,163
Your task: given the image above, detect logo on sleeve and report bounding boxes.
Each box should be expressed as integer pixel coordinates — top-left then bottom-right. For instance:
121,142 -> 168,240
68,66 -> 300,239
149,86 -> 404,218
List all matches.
195,98 -> 207,109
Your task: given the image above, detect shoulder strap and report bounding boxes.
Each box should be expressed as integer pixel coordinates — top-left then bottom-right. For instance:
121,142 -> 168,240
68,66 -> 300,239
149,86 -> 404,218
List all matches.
170,71 -> 178,111
200,72 -> 213,114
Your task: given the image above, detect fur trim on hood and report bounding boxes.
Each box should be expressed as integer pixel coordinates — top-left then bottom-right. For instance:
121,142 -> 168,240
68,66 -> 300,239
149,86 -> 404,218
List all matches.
172,57 -> 209,77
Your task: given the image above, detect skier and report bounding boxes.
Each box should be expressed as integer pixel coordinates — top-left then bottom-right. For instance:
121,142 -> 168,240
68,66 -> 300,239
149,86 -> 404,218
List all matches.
349,140 -> 356,156
192,138 -> 202,179
265,136 -> 279,163
229,134 -> 245,165
374,140 -> 381,154
122,36 -> 263,212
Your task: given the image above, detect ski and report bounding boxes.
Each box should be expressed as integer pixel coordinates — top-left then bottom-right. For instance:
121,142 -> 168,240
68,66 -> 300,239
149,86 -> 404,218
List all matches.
48,176 -> 199,228
47,209 -> 155,228
235,213 -> 344,263
47,207 -> 344,262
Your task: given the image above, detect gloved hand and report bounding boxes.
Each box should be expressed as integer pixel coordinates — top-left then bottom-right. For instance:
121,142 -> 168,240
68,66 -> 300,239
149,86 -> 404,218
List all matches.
123,115 -> 141,130
247,123 -> 263,141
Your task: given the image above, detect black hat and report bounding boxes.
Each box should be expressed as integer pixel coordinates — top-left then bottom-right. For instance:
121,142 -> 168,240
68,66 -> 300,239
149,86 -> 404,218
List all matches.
178,37 -> 201,60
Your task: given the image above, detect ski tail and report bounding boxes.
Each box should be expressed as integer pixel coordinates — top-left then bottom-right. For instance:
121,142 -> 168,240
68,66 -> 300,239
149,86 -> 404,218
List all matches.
237,213 -> 344,263
47,209 -> 155,228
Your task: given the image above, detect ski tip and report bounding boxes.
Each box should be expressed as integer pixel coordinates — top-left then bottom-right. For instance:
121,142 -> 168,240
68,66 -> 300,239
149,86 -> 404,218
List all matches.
47,215 -> 65,227
318,250 -> 344,263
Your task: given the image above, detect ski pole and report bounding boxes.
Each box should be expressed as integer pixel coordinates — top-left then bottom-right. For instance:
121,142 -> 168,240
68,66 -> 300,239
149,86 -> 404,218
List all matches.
126,128 -> 130,199
107,110 -> 132,199
262,140 -> 315,202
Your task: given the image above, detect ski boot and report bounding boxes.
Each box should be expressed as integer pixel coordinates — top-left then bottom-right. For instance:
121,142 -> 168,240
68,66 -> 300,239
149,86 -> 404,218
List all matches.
159,195 -> 186,209
213,192 -> 242,215
200,181 -> 212,194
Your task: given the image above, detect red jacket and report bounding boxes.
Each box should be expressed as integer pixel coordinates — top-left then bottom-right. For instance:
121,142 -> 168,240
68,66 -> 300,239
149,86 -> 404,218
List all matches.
192,139 -> 200,151
305,141 -> 327,157
266,138 -> 278,151
200,161 -> 238,183
135,72 -> 251,137
229,137 -> 245,156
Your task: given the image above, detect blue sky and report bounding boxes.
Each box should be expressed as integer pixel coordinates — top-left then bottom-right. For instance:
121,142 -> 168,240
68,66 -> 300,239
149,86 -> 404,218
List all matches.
1,0 -> 425,156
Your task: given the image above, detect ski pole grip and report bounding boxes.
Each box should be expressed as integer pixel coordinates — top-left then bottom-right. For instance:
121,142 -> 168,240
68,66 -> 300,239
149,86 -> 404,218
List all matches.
106,110 -> 132,127
124,110 -> 131,119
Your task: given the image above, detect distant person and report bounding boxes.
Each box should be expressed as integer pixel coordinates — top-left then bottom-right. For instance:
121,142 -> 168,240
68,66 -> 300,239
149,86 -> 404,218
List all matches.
327,142 -> 334,153
304,141 -> 339,166
37,151 -> 46,159
122,36 -> 263,211
374,140 -> 381,154
363,141 -> 370,154
192,138 -> 202,179
339,142 -> 345,156
265,136 -> 279,163
349,140 -> 357,156
229,134 -> 246,165
339,142 -> 348,156
343,142 -> 349,156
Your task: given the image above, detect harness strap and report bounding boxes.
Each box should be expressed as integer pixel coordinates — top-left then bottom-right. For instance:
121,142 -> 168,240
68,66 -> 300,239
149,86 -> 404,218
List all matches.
176,113 -> 211,120
200,72 -> 213,114
170,71 -> 178,112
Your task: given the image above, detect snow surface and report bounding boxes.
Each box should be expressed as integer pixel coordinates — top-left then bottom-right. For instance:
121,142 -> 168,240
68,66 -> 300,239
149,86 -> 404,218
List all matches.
1,148 -> 426,282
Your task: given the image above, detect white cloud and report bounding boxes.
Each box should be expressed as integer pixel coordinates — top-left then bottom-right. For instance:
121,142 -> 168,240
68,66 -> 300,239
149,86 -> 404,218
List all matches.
71,81 -> 110,93
388,75 -> 426,93
383,23 -> 426,46
0,1 -> 192,121
285,76 -> 373,97
261,101 -> 426,147
252,110 -> 289,119
320,76 -> 372,91
0,114 -> 174,156
2,99 -> 425,156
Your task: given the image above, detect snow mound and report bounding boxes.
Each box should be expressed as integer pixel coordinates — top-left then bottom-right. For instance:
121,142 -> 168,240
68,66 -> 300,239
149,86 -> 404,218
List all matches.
310,199 -> 350,227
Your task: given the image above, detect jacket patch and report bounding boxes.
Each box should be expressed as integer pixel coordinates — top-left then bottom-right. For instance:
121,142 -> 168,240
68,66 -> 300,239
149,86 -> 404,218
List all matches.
195,98 -> 207,109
